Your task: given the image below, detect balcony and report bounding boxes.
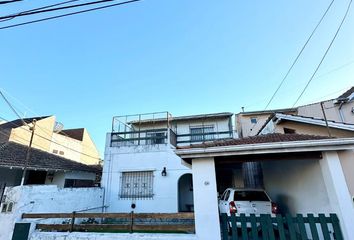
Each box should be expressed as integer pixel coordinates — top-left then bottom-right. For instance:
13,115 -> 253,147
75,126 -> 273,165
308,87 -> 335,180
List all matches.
110,112 -> 235,147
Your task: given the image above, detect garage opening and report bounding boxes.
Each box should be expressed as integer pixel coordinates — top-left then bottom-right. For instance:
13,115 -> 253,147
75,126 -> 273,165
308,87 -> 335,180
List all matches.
215,151 -> 326,216
178,173 -> 194,212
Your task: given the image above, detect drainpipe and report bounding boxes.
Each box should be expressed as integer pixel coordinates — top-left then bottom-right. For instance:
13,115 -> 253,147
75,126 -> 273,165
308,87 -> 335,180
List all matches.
338,102 -> 345,122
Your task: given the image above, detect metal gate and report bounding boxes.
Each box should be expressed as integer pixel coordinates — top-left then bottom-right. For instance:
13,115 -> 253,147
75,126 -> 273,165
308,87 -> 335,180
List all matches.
220,213 -> 343,240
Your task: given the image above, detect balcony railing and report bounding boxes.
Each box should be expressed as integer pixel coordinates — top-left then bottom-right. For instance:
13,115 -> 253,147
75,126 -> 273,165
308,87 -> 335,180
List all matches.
111,128 -> 177,147
176,130 -> 234,144
110,129 -> 234,147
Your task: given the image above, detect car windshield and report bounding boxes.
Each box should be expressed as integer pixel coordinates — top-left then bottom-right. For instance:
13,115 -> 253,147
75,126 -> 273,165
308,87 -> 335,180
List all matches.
233,191 -> 270,201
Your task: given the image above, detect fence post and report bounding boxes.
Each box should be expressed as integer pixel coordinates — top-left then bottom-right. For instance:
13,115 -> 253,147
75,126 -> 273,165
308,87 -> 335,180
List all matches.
130,211 -> 134,234
70,211 -> 76,232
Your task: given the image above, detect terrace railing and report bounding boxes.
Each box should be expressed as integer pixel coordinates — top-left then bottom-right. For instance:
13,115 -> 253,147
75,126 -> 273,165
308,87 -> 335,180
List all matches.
111,128 -> 177,147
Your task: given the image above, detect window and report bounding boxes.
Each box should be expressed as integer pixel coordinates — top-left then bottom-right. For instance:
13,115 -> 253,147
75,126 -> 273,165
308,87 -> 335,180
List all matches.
190,125 -> 214,142
6,202 -> 13,212
233,191 -> 270,202
250,118 -> 257,124
119,171 -> 154,199
146,132 -> 165,145
224,190 -> 230,201
64,179 -> 95,188
284,128 -> 296,134
53,149 -> 58,154
59,151 -> 64,155
1,204 -> 7,213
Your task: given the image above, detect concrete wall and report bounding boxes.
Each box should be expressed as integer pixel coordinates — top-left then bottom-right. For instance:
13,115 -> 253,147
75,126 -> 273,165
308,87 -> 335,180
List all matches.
262,159 -> 332,215
103,134 -> 191,213
338,150 -> 354,200
81,129 -> 101,165
0,185 -> 104,240
274,121 -> 354,138
236,113 -> 273,137
50,132 -> 82,163
298,100 -> 354,124
191,158 -> 220,240
30,232 -> 197,240
10,116 -> 56,152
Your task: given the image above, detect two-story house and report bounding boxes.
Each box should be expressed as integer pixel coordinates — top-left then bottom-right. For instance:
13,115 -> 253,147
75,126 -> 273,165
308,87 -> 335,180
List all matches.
102,112 -> 234,213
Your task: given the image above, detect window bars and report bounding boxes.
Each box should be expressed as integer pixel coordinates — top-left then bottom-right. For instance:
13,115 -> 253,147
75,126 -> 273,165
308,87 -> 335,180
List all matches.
119,171 -> 154,199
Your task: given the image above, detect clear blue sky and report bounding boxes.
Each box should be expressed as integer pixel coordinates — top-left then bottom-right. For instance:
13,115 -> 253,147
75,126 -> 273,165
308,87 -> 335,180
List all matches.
1,0 -> 353,157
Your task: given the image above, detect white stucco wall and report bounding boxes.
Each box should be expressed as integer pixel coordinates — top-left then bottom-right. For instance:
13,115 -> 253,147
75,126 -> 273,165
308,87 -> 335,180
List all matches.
191,158 -> 221,240
103,135 -> 191,213
262,159 -> 332,215
0,185 -> 104,240
30,232 -> 197,240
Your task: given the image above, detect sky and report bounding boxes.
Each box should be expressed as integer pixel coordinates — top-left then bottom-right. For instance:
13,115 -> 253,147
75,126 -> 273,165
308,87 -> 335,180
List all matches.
0,0 -> 354,157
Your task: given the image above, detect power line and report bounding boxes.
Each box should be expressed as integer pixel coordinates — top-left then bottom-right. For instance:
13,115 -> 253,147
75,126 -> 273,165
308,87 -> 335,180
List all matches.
0,116 -> 101,160
0,0 -> 115,20
0,88 -> 101,154
0,90 -> 28,126
0,0 -> 80,23
264,0 -> 335,110
0,0 -> 21,5
0,0 -> 141,30
292,0 -> 353,107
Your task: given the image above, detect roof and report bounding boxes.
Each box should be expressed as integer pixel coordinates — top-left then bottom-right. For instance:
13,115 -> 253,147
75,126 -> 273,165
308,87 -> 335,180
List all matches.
337,86 -> 354,100
0,116 -> 50,131
236,108 -> 297,116
130,112 -> 233,125
177,133 -> 330,149
58,128 -> 85,141
271,113 -> 354,131
0,141 -> 100,172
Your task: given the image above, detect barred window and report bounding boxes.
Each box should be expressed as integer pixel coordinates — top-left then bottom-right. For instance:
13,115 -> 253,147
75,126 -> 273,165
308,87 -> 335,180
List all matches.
119,171 -> 154,199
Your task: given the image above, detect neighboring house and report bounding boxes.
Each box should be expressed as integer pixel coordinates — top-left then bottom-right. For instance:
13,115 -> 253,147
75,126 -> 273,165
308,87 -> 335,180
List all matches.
297,86 -> 354,124
0,141 -> 100,190
236,86 -> 354,137
175,133 -> 354,240
236,108 -> 296,137
0,116 -> 100,165
258,113 -> 354,138
102,112 -> 234,213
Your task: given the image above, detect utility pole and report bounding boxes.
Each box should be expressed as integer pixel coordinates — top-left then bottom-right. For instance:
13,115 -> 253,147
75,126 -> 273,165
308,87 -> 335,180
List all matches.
20,119 -> 36,186
320,102 -> 332,137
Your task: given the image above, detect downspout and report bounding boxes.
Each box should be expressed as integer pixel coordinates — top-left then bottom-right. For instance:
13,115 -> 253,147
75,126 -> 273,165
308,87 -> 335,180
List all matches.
338,101 -> 345,122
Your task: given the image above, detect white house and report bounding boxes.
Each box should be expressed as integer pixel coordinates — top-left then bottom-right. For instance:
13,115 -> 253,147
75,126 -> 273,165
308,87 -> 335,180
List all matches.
176,134 -> 354,240
102,112 -> 234,213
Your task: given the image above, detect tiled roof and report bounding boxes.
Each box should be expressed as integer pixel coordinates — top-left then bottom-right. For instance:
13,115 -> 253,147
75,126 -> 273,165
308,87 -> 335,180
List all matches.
0,141 -> 100,172
0,116 -> 50,131
177,133 -> 331,149
256,113 -> 354,135
337,86 -> 354,99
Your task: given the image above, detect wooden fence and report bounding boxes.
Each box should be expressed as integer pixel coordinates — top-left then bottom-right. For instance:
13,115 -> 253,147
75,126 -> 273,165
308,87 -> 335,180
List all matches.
22,212 -> 195,234
220,213 -> 343,240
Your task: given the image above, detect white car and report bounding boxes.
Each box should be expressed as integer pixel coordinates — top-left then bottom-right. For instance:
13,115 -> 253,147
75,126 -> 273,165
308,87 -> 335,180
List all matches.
218,188 -> 278,217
